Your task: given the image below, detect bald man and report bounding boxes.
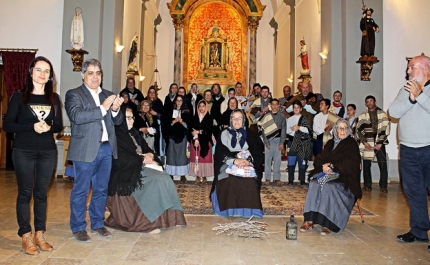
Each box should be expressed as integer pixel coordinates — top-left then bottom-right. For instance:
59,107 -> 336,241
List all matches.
389,55 -> 430,248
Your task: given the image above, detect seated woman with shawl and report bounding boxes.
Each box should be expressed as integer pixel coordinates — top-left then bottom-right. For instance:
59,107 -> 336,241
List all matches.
105,108 -> 186,233
300,118 -> 361,235
210,110 -> 264,218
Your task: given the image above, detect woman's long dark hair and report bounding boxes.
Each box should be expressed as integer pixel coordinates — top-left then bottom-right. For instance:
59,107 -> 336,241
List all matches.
22,56 -> 56,106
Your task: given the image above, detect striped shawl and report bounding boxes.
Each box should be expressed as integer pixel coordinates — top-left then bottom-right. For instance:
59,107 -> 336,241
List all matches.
356,107 -> 390,160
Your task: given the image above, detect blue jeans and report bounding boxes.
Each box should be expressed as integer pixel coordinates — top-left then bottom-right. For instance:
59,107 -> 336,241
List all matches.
400,144 -> 430,239
70,143 -> 112,233
13,149 -> 57,236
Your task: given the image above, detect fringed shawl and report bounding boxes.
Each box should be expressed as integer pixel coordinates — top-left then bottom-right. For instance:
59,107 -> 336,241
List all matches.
108,125 -> 160,196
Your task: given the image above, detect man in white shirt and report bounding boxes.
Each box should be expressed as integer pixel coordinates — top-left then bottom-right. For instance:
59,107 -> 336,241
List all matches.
65,59 -> 124,242
313,99 -> 331,156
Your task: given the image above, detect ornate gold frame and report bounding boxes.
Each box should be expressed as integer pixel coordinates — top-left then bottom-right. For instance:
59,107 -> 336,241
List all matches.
167,0 -> 265,89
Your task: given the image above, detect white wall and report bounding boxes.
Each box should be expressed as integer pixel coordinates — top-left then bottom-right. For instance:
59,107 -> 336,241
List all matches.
256,0 -> 275,93
383,0 -> 430,161
0,0 -> 64,93
156,0 -> 176,100
121,0 -> 142,89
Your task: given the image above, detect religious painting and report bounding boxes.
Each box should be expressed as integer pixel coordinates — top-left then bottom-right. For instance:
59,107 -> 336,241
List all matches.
185,2 -> 245,87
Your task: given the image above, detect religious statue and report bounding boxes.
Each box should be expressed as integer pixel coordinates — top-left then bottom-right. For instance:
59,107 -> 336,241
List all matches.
360,7 -> 379,60
70,8 -> 84,50
298,39 -> 310,75
209,43 -> 221,68
127,35 -> 139,72
195,23 -> 234,81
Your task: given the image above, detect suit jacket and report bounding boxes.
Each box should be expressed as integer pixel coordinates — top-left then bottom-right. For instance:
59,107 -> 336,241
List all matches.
65,84 -> 124,162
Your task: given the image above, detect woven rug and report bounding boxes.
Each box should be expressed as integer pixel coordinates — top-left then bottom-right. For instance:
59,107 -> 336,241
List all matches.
176,183 -> 376,217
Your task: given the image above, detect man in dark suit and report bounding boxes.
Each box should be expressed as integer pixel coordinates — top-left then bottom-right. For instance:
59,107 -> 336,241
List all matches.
65,59 -> 124,242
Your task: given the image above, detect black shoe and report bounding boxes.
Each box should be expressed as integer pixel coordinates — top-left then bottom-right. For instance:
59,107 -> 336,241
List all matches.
428,245 -> 430,251
91,227 -> 112,238
380,187 -> 388,193
300,181 -> 307,185
362,186 -> 372,191
287,181 -> 294,185
397,232 -> 429,243
73,231 -> 91,243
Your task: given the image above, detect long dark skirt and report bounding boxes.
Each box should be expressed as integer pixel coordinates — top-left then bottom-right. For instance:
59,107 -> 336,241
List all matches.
303,179 -> 355,232
105,168 -> 186,232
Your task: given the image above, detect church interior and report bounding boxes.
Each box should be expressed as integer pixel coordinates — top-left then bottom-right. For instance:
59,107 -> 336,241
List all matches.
0,0 -> 430,264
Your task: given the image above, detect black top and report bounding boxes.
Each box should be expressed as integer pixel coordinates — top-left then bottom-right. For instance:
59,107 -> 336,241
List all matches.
3,92 -> 63,150
120,87 -> 145,103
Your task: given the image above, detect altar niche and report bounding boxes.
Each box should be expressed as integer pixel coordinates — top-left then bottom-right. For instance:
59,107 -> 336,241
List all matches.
197,24 -> 234,80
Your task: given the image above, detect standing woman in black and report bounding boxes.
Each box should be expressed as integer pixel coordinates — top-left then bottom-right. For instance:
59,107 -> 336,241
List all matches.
165,95 -> 191,182
3,56 -> 63,255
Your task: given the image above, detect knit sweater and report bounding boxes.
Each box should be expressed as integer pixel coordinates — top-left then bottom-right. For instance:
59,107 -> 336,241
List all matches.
388,81 -> 430,148
3,92 -> 63,150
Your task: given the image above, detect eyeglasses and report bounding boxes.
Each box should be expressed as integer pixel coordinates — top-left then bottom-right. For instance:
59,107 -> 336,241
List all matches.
337,127 -> 348,131
126,116 -> 134,120
232,117 -> 243,121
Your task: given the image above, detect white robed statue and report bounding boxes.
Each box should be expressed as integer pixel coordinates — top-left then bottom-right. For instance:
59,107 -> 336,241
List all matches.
70,8 -> 84,50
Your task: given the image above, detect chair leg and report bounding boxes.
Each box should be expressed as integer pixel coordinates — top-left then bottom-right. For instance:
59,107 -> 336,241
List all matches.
356,198 -> 365,223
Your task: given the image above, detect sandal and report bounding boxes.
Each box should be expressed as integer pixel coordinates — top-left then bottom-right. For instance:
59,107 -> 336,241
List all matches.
202,177 -> 208,184
299,221 -> 313,232
180,176 -> 187,183
320,227 -> 331,236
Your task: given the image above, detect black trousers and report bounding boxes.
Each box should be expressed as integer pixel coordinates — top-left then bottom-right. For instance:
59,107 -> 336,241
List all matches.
362,145 -> 388,188
13,148 -> 57,236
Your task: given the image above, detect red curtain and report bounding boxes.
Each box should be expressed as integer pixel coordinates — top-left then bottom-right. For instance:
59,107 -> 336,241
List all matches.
2,52 -> 35,98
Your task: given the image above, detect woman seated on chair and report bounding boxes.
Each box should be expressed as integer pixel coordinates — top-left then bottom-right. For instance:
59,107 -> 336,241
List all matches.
105,108 -> 186,233
210,109 -> 264,218
300,118 -> 361,235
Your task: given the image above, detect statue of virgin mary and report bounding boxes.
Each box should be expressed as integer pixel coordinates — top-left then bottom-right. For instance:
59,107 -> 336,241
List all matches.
70,8 -> 84,50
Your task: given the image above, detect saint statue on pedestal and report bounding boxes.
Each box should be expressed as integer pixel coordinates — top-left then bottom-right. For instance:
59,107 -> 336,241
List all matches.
70,8 -> 84,50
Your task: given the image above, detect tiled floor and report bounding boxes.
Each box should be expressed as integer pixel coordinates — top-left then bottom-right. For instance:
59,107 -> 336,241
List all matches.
0,169 -> 429,265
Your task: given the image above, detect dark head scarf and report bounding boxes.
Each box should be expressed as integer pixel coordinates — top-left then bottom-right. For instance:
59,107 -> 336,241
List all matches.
226,109 -> 247,149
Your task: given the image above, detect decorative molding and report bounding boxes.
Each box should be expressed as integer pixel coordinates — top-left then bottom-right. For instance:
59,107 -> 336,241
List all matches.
248,17 -> 260,33
65,49 -> 88,72
356,57 -> 379,81
172,15 -> 184,31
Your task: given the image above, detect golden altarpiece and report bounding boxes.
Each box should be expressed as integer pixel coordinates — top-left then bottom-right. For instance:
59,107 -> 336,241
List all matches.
196,23 -> 234,80
167,0 -> 265,93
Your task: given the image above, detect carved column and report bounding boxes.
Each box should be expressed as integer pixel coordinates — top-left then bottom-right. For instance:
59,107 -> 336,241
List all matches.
248,17 -> 259,89
172,15 -> 184,84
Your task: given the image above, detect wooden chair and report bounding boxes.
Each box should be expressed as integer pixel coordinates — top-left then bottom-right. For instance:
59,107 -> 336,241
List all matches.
356,161 -> 365,223
356,198 -> 364,223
